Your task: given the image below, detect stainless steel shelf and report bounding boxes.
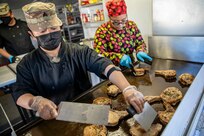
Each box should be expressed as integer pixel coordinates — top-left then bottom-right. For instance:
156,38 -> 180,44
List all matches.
63,23 -> 82,28
0,66 -> 16,88
71,33 -> 84,38
83,20 -> 105,28
83,20 -> 104,24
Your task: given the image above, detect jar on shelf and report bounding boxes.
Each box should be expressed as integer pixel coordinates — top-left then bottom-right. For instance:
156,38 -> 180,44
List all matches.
87,14 -> 91,22
94,14 -> 98,22
100,9 -> 104,21
67,15 -> 74,24
81,0 -> 89,6
82,14 -> 88,23
66,4 -> 73,12
89,0 -> 98,4
96,9 -> 100,21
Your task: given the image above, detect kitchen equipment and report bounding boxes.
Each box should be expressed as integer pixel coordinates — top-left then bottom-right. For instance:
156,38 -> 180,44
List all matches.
0,103 -> 17,136
127,102 -> 157,131
71,29 -> 77,36
56,102 -> 110,125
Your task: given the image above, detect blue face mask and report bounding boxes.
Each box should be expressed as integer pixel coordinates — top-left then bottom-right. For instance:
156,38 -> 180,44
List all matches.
36,31 -> 62,50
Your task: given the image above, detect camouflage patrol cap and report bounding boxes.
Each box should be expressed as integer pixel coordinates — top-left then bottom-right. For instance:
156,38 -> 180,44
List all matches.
0,3 -> 10,16
22,2 -> 62,32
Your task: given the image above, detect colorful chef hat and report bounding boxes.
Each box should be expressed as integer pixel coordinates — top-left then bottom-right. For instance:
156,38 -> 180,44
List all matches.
106,0 -> 127,17
22,2 -> 62,32
0,3 -> 10,16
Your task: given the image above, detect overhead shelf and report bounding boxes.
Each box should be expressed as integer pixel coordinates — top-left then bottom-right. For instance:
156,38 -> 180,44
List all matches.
64,23 -> 82,28
83,20 -> 104,24
83,20 -> 105,28
71,33 -> 84,38
79,0 -> 107,39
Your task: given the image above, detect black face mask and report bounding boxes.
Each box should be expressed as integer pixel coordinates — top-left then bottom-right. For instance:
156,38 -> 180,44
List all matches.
36,31 -> 62,50
0,16 -> 12,25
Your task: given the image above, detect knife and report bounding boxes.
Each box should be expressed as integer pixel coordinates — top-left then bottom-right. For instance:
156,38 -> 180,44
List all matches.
134,58 -> 152,71
130,63 -> 137,76
144,59 -> 152,65
127,102 -> 157,131
56,102 -> 110,125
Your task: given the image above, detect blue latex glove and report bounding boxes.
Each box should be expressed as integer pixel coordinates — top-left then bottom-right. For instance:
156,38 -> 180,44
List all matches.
8,56 -> 14,63
120,54 -> 132,68
136,52 -> 152,62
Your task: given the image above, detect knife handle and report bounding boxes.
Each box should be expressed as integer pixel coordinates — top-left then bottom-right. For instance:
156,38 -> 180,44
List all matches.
144,59 -> 152,65
127,105 -> 137,116
129,63 -> 134,68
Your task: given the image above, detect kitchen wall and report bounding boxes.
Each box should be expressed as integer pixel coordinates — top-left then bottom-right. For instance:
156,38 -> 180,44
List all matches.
153,0 -> 204,36
126,0 -> 152,45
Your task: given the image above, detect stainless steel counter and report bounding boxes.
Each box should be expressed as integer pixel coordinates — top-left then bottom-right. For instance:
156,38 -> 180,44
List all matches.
0,54 -> 26,88
187,92 -> 204,136
148,36 -> 204,136
0,66 -> 16,88
7,63 -> 18,74
162,64 -> 204,136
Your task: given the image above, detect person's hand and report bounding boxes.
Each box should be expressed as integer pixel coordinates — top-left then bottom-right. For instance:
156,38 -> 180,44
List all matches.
123,86 -> 145,113
8,56 -> 21,63
136,52 -> 152,62
120,54 -> 132,68
30,96 -> 58,120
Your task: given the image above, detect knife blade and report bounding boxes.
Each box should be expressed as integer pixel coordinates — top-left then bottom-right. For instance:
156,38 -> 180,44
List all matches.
56,102 -> 110,125
127,102 -> 157,131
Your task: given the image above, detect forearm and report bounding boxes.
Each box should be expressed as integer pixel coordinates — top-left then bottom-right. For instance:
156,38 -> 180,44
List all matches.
104,65 -> 130,91
0,48 -> 12,59
109,71 -> 130,91
17,93 -> 58,120
16,93 -> 35,110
